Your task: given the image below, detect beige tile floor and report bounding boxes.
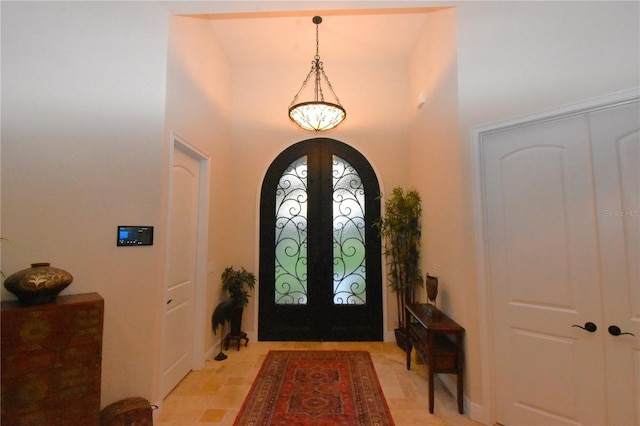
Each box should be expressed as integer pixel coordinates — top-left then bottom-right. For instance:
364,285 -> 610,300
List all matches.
155,341 -> 483,426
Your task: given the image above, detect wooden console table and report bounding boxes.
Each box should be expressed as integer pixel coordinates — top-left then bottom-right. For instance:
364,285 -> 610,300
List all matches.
405,303 -> 465,414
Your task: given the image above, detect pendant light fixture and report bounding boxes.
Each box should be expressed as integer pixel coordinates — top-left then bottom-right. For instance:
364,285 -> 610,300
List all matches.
288,16 -> 346,132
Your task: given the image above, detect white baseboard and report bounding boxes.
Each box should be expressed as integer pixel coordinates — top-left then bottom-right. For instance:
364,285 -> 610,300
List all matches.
204,331 -> 257,361
438,373 -> 488,425
203,343 -> 218,361
151,399 -> 163,421
384,330 -> 396,342
467,400 -> 487,425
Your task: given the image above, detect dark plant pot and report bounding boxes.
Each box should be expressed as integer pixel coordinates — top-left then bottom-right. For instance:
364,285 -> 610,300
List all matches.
230,306 -> 244,336
395,327 -> 409,353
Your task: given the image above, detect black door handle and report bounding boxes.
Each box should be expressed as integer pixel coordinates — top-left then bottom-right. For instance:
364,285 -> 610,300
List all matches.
608,325 -> 635,337
572,322 -> 597,332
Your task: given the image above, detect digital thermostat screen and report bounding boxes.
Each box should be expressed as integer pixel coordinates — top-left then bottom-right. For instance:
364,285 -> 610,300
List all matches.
117,226 -> 154,246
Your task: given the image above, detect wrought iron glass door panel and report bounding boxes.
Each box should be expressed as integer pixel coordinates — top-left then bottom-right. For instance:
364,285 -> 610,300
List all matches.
259,139 -> 382,341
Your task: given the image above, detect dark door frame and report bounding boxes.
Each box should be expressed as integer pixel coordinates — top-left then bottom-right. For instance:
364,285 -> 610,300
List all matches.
258,138 -> 382,341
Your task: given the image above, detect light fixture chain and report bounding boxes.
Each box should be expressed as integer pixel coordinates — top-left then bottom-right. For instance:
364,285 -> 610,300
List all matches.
316,22 -> 320,57
320,67 -> 341,106
315,60 -> 324,102
288,15 -> 346,132
289,65 -> 315,107
314,20 -> 323,102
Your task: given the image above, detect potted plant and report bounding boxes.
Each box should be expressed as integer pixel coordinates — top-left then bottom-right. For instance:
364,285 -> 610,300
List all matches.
375,187 -> 424,350
211,266 -> 256,356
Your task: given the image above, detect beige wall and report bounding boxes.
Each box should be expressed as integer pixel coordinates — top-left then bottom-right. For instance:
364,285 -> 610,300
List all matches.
229,58 -> 411,337
1,1 -> 171,406
455,1 -> 638,422
164,15 -> 235,375
407,3 -> 476,406
406,2 -> 639,422
2,1 -> 638,423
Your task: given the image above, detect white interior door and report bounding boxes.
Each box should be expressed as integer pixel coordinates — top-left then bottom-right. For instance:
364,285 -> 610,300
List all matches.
589,102 -> 640,426
479,95 -> 639,425
483,114 -> 607,425
161,142 -> 202,397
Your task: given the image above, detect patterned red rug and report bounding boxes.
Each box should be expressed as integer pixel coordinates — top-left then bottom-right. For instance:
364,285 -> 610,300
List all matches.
234,350 -> 395,425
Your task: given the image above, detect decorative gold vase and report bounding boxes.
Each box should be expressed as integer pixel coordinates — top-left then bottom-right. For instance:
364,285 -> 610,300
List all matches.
3,262 -> 73,306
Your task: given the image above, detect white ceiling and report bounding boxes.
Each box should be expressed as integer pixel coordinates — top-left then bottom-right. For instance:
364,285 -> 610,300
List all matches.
188,8 -> 447,64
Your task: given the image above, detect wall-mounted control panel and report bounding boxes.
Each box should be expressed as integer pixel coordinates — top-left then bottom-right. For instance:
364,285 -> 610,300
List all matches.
117,226 -> 154,246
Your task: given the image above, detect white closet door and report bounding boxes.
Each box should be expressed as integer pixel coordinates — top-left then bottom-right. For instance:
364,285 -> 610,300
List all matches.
483,115 -> 607,425
483,97 -> 640,425
589,102 -> 640,426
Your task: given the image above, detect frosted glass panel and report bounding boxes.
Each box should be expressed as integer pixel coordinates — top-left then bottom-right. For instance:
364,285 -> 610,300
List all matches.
275,156 -> 308,304
333,155 -> 366,304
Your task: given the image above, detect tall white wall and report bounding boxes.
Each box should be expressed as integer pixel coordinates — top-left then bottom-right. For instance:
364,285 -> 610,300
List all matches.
1,1 -> 171,406
229,57 -> 412,337
164,15 -> 234,366
2,1 -> 638,422
457,1 -> 640,129
457,3 -> 639,418
405,1 -> 639,423
408,3 -> 477,408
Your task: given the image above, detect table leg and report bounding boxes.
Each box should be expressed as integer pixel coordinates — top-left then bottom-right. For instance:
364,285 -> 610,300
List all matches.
457,372 -> 464,413
427,333 -> 435,413
457,333 -> 464,413
428,364 -> 435,413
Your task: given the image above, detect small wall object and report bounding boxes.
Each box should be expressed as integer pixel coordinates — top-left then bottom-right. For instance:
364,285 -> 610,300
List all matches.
3,262 -> 73,306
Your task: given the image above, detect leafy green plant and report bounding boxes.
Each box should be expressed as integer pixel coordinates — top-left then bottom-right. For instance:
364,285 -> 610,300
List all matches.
212,266 -> 256,334
375,187 -> 424,332
221,266 -> 256,308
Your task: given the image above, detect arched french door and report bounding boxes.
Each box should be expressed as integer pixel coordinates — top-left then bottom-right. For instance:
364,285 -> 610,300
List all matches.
259,138 -> 382,341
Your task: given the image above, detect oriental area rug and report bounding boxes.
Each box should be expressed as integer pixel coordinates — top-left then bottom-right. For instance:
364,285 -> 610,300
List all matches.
234,350 -> 395,426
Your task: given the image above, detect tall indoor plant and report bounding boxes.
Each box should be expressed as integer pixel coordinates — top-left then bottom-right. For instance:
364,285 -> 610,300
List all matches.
211,266 -> 256,358
375,187 -> 423,348
212,266 -> 256,334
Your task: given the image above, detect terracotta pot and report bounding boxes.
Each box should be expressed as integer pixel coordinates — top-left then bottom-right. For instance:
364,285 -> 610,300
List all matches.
3,262 -> 73,306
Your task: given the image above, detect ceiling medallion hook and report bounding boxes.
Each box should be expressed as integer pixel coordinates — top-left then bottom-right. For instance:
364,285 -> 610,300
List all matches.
288,16 -> 346,132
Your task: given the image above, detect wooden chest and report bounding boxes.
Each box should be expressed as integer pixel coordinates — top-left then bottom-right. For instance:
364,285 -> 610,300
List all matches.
1,293 -> 104,425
